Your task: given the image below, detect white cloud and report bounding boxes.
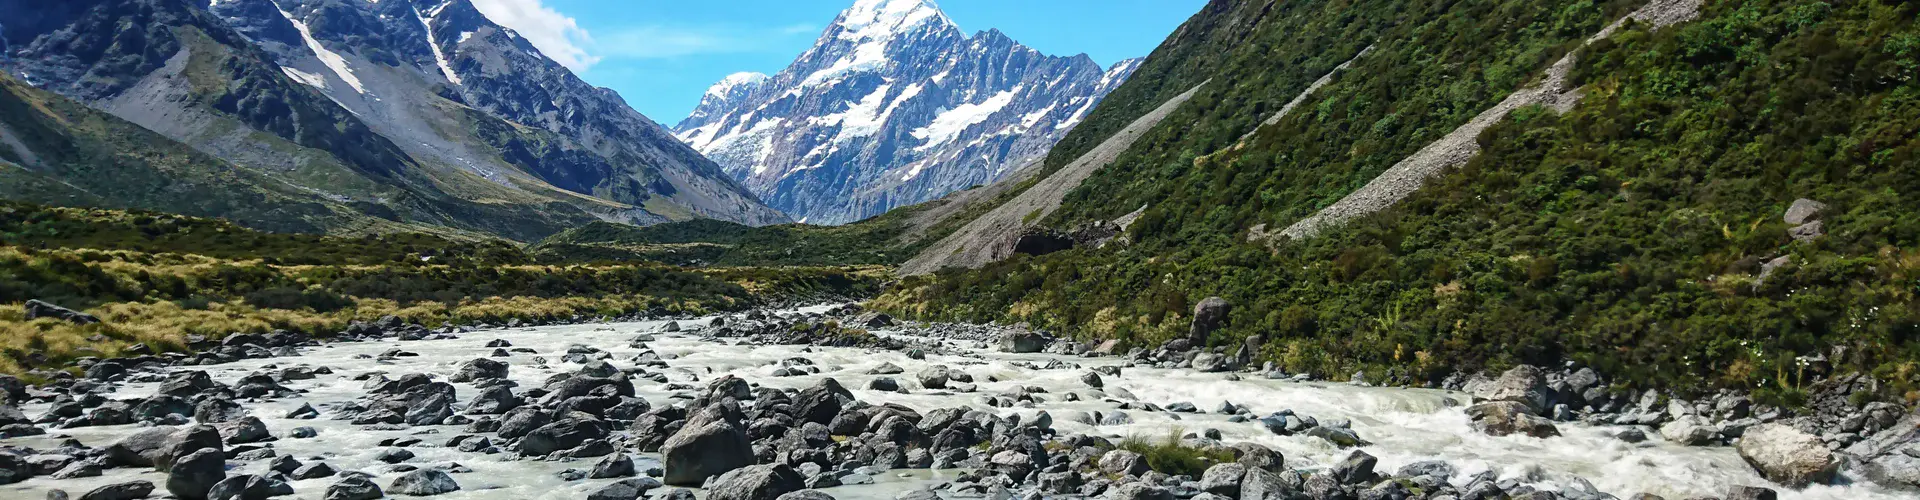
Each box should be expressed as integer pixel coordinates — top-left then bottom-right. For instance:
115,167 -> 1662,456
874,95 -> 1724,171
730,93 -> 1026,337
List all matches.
469,0 -> 601,71
467,0 -> 819,68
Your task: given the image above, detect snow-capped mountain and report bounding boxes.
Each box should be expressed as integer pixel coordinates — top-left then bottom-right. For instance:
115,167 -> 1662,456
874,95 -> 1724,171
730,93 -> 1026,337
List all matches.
676,0 -> 1142,224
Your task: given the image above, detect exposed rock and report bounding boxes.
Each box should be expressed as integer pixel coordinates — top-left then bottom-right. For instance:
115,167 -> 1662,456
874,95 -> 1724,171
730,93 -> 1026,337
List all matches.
661,418 -> 753,485
78,481 -> 154,500
519,417 -> 612,456
1472,365 -> 1552,414
1784,199 -> 1827,225
706,464 -> 804,500
448,358 -> 508,383
1660,416 -> 1719,446
25,300 -> 101,325
388,469 -> 461,496
205,474 -> 293,500
165,449 -> 226,500
1736,424 -> 1838,487
999,331 -> 1050,353
1465,402 -> 1560,438
588,478 -> 663,500
324,476 -> 382,500
1189,297 -> 1230,346
1098,450 -> 1148,476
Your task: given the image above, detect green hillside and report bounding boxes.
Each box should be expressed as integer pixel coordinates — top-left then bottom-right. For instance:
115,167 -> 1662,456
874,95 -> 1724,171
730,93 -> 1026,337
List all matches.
880,0 -> 1920,401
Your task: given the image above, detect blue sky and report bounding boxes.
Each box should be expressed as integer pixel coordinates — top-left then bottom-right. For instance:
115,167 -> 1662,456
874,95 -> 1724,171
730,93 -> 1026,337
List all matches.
469,0 -> 1204,124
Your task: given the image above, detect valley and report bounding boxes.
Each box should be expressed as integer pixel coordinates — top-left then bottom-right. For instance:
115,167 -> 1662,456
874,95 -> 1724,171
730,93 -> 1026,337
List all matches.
3,0 -> 1920,499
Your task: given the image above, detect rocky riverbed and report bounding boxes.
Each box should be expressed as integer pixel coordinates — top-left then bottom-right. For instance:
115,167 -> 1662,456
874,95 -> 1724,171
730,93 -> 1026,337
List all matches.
0,305 -> 1912,500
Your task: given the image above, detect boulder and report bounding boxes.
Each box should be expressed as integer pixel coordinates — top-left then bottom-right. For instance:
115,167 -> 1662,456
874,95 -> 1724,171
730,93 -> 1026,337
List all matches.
706,464 -> 804,500
661,419 -> 753,485
1472,365 -> 1552,414
916,366 -> 951,389
588,478 -> 663,500
519,417 -> 612,456
590,453 -> 636,479
999,331 -> 1050,353
25,300 -> 100,325
1098,450 -> 1148,476
448,358 -> 508,383
204,474 -> 292,500
1198,463 -> 1245,497
1726,485 -> 1779,500
324,476 -> 382,500
219,417 -> 272,445
1736,424 -> 1838,487
1465,402 -> 1560,438
78,481 -> 154,500
388,469 -> 460,496
1783,199 -> 1827,225
1189,297 -> 1230,345
1106,482 -> 1174,500
1660,416 -> 1719,446
165,449 -> 226,500
791,379 -> 852,426
1240,468 -> 1302,500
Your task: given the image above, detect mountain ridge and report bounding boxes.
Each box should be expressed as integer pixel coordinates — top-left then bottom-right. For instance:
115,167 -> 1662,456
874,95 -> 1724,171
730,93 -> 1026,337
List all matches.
675,0 -> 1141,224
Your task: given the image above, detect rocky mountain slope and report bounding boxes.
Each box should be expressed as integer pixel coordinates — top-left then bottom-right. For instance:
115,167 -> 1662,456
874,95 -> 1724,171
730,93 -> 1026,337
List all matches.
0,0 -> 786,240
674,0 -> 1140,224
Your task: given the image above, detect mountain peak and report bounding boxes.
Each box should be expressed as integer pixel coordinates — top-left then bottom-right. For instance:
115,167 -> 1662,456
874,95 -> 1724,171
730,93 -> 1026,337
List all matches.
834,0 -> 954,41
707,72 -> 770,98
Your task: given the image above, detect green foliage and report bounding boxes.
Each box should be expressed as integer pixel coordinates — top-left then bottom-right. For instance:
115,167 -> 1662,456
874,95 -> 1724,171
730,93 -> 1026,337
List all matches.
881,0 -> 1920,398
0,202 -> 527,266
1116,430 -> 1235,478
534,203 -> 941,267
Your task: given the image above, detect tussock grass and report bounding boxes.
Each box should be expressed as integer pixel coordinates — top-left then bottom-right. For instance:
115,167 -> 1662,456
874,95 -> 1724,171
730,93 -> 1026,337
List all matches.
1117,429 -> 1235,478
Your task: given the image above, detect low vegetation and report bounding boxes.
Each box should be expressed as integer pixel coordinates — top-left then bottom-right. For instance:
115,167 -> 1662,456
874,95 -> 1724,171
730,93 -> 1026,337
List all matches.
0,203 -> 883,376
1116,430 -> 1237,478
879,0 -> 1920,402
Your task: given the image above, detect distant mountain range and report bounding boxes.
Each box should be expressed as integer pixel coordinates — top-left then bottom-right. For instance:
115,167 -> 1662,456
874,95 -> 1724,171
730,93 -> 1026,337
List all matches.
675,0 -> 1140,224
0,0 -> 786,240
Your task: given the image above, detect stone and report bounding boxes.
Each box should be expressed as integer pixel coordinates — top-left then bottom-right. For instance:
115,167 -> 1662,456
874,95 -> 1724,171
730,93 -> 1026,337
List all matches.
791,379 -> 852,425
588,478 -> 663,500
1788,220 -> 1825,242
324,476 -> 382,500
590,453 -> 637,479
205,474 -> 292,500
1784,199 -> 1827,225
1736,424 -> 1838,487
1465,402 -> 1561,438
165,449 -> 226,500
1330,450 -> 1377,484
1240,468 -> 1302,500
388,469 -> 461,496
1189,297 -> 1230,345
776,490 -> 836,500
1660,416 -> 1719,446
519,417 -> 611,456
449,358 -> 508,383
25,299 -> 100,325
1000,331 -> 1050,353
292,462 -> 339,480
1472,365 -> 1552,414
1106,482 -> 1175,500
78,481 -> 154,500
661,418 -> 754,485
220,417 -> 272,445
1099,450 -> 1148,476
706,464 -> 804,500
1198,463 -> 1245,497
1726,485 -> 1779,500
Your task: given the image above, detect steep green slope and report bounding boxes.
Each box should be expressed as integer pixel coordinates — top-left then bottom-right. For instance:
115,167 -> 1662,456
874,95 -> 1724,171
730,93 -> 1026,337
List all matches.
881,0 -> 1920,400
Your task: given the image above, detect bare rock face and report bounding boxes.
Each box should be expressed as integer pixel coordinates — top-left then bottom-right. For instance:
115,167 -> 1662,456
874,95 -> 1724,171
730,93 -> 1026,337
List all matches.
1736,424 -> 1838,487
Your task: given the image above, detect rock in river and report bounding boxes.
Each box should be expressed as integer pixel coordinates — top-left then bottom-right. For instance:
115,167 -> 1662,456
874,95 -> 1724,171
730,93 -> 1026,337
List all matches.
1737,423 -> 1838,487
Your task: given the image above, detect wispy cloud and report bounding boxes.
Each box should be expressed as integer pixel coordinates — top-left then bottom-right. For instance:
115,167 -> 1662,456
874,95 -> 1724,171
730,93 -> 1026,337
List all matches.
468,0 -> 600,71
467,0 -> 820,68
596,23 -> 821,60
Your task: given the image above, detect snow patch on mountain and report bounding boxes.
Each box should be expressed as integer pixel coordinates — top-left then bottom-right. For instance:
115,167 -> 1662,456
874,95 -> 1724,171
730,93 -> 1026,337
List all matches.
277,6 -> 366,94
912,87 -> 1019,149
